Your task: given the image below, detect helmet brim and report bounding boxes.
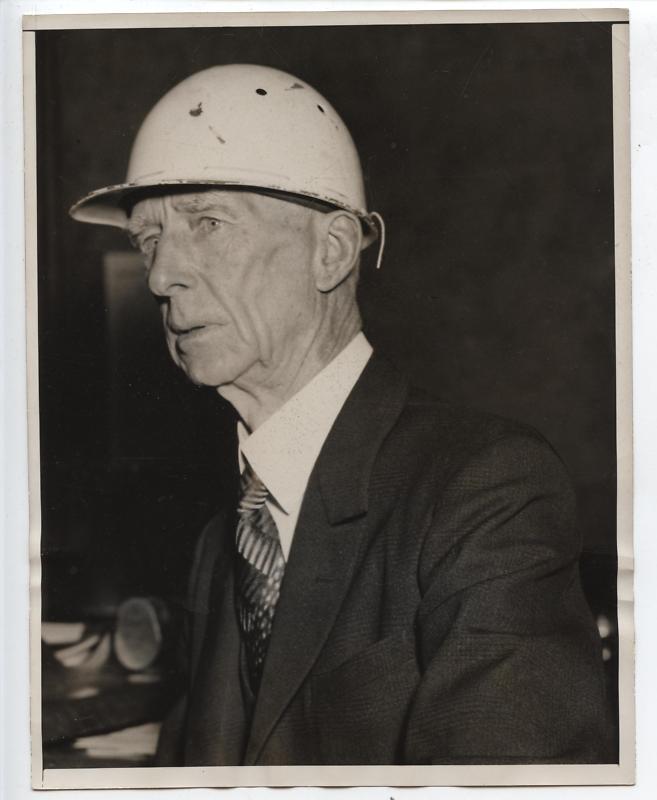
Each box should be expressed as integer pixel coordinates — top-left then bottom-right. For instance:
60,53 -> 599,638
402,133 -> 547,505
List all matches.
69,179 -> 379,246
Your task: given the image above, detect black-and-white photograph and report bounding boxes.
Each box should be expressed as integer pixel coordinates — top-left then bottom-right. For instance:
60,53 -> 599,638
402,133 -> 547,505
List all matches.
26,9 -> 632,788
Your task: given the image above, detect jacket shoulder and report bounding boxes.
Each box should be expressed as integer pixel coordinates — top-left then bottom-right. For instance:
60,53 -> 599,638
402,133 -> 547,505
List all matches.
386,381 -> 565,480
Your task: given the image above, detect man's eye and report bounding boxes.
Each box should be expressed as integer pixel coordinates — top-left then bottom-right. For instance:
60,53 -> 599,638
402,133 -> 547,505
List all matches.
140,236 -> 159,255
198,216 -> 223,233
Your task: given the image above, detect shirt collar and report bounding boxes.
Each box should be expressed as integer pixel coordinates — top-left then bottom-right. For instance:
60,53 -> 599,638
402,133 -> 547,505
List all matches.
238,332 -> 373,515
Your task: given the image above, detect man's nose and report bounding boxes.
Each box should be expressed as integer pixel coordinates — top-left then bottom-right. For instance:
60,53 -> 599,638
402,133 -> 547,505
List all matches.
147,236 -> 195,298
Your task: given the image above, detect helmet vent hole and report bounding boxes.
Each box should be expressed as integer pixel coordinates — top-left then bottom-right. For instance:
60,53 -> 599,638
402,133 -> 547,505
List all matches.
317,104 -> 325,113
255,88 -> 267,96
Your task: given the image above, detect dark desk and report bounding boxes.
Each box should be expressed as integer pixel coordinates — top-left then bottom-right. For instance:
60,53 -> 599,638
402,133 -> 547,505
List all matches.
42,633 -> 176,768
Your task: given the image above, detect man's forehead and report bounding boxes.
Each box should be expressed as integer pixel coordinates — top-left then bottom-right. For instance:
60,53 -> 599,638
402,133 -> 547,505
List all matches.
129,187 -> 319,228
130,189 -> 245,216
170,190 -> 248,213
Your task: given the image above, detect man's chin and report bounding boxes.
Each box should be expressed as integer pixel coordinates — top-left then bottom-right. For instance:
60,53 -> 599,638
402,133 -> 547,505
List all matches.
175,356 -> 237,390
180,365 -> 223,388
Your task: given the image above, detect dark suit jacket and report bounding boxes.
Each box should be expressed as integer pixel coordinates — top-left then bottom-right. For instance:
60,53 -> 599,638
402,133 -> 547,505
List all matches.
156,353 -> 613,765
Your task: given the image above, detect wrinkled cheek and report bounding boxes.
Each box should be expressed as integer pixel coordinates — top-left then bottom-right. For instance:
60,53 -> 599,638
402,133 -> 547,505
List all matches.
238,298 -> 276,363
226,299 -> 259,347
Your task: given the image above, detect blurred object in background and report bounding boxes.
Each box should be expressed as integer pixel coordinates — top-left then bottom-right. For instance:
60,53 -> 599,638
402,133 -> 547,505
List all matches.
52,632 -> 111,670
72,723 -> 160,763
42,622 -> 85,646
114,596 -> 170,672
41,596 -> 180,768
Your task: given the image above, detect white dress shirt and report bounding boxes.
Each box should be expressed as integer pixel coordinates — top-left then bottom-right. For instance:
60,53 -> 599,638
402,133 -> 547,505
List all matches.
237,332 -> 373,561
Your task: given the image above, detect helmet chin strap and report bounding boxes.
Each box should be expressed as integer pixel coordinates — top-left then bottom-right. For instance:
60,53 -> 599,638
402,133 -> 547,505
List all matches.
370,211 -> 386,270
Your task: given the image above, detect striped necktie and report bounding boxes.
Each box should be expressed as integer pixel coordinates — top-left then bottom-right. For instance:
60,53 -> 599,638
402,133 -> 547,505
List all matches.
234,461 -> 286,692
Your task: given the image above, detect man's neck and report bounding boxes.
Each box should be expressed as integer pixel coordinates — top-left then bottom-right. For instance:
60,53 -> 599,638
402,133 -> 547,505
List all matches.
218,307 -> 362,432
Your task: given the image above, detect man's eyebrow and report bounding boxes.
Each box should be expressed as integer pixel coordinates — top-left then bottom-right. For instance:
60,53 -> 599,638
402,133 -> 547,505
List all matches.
171,192 -> 238,215
125,214 -> 158,242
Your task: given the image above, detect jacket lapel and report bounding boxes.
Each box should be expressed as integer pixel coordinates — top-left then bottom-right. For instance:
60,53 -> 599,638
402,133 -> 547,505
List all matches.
244,354 -> 409,764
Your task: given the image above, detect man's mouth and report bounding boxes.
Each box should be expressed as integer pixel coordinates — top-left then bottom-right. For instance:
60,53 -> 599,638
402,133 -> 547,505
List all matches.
169,317 -> 205,334
173,324 -> 209,348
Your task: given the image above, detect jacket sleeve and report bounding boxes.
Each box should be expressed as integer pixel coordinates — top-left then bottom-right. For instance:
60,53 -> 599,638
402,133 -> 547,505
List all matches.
403,432 -> 614,764
154,517 -> 220,766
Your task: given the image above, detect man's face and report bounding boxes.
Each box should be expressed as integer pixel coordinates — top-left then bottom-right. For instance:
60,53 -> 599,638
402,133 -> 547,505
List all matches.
128,190 -> 321,389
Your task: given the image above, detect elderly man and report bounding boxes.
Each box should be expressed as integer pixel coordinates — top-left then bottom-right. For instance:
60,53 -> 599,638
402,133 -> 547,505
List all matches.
71,64 -> 611,765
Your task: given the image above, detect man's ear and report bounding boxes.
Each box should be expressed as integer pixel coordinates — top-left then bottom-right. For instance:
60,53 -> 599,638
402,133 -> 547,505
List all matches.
313,210 -> 362,292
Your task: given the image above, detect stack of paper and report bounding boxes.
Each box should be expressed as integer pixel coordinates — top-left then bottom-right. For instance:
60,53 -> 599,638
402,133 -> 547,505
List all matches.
73,722 -> 161,761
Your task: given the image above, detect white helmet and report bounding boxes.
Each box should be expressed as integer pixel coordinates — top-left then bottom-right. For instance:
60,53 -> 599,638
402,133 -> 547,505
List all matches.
69,64 -> 382,250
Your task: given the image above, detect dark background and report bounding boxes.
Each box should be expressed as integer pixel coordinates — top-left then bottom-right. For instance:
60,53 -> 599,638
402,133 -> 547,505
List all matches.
36,22 -> 619,727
